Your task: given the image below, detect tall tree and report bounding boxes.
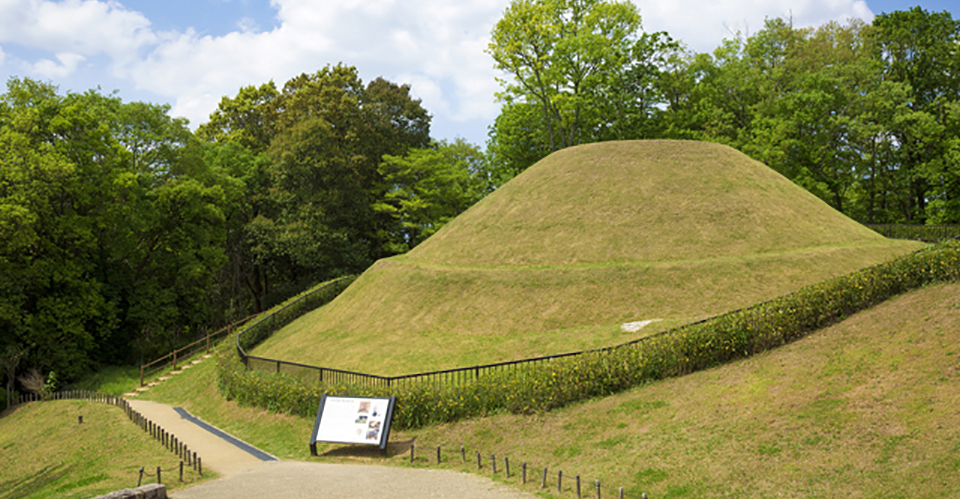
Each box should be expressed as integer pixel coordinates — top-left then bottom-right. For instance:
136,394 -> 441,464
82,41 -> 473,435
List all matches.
872,7 -> 960,222
488,0 -> 643,151
264,65 -> 431,286
375,139 -> 486,251
0,78 -> 228,380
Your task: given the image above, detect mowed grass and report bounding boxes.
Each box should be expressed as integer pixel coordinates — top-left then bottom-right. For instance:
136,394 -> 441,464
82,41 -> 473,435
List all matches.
254,140 -> 922,374
139,358 -> 312,461
127,281 -> 960,498
402,281 -> 960,499
0,400 -> 210,499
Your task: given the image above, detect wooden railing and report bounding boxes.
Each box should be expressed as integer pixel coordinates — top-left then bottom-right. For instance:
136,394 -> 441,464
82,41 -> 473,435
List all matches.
140,315 -> 256,386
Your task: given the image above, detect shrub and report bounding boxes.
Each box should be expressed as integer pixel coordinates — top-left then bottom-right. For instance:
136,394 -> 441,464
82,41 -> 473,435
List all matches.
216,242 -> 960,429
867,224 -> 960,242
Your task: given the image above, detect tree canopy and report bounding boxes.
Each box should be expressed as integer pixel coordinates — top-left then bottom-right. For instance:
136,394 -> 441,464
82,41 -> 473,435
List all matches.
488,2 -> 960,225
2,5 -> 959,393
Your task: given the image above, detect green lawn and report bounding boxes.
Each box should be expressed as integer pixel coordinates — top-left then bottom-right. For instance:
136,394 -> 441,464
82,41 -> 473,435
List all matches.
0,399 -> 212,499
143,281 -> 960,499
253,141 -> 923,374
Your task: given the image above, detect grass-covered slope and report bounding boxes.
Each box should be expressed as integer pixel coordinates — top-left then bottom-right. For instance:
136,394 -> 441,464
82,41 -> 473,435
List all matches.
0,400 -> 208,499
407,281 -> 960,498
255,140 -> 922,374
144,281 -> 960,498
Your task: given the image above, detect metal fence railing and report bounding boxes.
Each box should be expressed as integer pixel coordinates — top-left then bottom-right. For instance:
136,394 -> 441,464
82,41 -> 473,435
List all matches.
238,228 -> 960,391
867,224 -> 960,242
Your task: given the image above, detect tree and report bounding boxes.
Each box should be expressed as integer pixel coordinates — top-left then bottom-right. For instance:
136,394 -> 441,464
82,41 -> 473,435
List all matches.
264,65 -> 432,285
198,82 -> 280,154
485,101 -> 551,183
375,139 -> 486,251
488,0 -> 643,151
0,78 -> 229,379
872,7 -> 960,222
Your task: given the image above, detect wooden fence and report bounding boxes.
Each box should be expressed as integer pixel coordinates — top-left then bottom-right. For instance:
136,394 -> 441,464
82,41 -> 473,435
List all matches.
140,315 -> 257,387
11,391 -> 202,479
404,442 -> 649,499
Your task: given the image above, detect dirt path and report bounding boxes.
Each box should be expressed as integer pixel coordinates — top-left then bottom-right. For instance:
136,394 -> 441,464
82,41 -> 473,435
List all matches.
170,461 -> 537,499
127,399 -> 536,499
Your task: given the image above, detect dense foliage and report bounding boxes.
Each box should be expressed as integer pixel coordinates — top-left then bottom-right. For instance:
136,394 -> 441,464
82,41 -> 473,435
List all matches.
488,4 -> 960,225
216,241 -> 960,429
3,4 -> 959,399
1,67 -> 487,389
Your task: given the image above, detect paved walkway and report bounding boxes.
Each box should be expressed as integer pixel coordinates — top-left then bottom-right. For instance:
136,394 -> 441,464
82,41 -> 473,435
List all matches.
126,400 -> 271,476
128,398 -> 535,499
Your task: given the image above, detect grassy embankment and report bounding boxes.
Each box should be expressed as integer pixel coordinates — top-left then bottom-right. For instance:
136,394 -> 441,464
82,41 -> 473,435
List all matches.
136,281 -> 960,498
0,400 -> 211,499
254,140 -> 921,375
3,139 -> 945,498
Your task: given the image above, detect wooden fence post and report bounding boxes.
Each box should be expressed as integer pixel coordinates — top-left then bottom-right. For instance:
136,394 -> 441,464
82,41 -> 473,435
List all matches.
436,446 -> 441,464
492,454 -> 497,474
577,476 -> 582,499
596,479 -> 601,499
179,461 -> 184,482
541,467 -> 547,488
138,467 -> 144,487
505,457 -> 510,478
157,466 -> 161,484
558,470 -> 563,492
522,462 -> 527,485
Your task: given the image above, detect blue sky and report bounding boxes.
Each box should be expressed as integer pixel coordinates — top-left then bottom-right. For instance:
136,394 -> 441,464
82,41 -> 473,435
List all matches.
0,0 -> 956,147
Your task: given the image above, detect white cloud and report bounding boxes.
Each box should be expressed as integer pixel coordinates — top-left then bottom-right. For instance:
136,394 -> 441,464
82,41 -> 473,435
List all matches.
30,52 -> 86,79
121,0 -> 508,130
0,0 -> 878,142
0,0 -> 155,61
633,0 -> 874,53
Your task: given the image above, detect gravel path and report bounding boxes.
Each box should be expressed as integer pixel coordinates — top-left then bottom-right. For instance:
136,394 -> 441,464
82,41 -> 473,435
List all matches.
129,399 -> 536,499
170,461 -> 537,499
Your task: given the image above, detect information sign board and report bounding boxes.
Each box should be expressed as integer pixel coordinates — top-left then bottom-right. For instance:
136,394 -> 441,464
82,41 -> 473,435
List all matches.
310,394 -> 396,454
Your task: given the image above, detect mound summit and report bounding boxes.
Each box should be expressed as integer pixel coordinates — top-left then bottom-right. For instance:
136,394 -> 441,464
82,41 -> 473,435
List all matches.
254,140 -> 923,373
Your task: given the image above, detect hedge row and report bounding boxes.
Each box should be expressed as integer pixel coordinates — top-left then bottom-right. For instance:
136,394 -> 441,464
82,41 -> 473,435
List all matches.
216,242 -> 960,429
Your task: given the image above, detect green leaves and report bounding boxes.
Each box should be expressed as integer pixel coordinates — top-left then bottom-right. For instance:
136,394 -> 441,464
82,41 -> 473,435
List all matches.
0,79 -> 231,381
376,140 -> 486,251
488,0 -> 644,152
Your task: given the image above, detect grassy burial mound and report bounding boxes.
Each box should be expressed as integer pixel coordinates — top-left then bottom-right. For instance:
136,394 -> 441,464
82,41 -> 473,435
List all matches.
254,140 -> 922,374
406,280 -> 960,499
